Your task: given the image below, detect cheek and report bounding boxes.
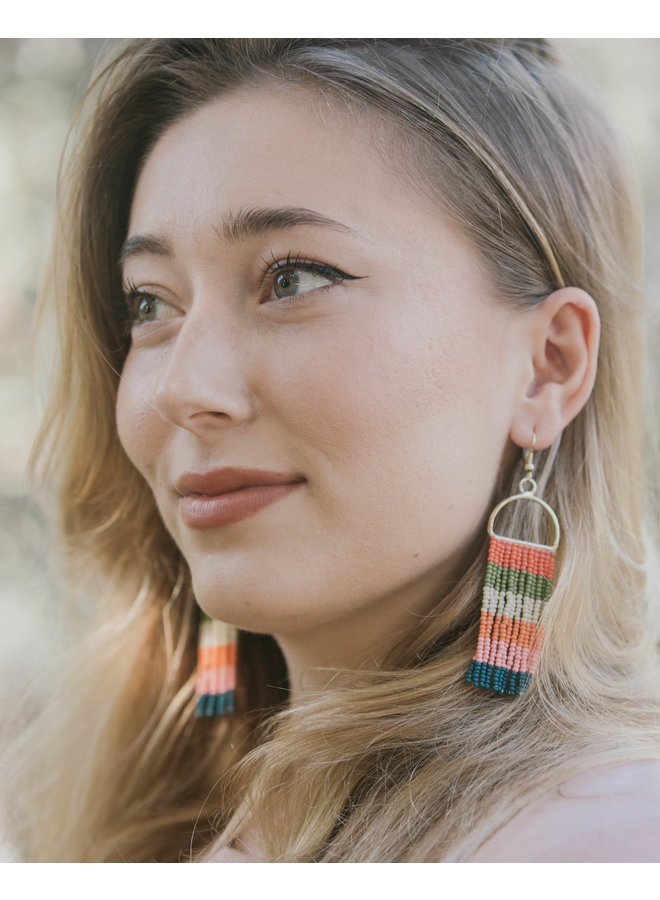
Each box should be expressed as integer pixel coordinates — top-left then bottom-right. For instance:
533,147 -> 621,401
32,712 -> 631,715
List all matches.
115,355 -> 163,480
269,307 -> 491,463
286,301 -> 513,552
265,309 -> 500,515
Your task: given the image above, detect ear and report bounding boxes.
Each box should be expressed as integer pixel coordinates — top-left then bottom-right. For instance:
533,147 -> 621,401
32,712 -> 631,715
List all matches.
509,287 -> 600,450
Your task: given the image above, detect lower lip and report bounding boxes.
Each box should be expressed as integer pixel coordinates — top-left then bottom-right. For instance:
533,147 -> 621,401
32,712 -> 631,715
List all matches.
179,482 -> 303,529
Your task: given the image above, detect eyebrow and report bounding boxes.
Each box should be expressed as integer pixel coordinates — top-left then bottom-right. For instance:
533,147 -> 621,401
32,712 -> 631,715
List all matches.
119,234 -> 171,266
119,206 -> 354,267
218,206 -> 354,243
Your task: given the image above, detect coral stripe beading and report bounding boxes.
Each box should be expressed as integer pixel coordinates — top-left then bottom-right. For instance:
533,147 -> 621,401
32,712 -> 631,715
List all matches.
195,613 -> 238,717
466,535 -> 556,696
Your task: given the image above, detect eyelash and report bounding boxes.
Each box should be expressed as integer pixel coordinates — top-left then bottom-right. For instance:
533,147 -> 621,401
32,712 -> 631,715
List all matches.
258,251 -> 357,301
260,251 -> 350,280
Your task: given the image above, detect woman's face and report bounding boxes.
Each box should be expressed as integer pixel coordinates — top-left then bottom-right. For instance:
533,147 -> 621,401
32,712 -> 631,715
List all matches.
116,85 -> 530,659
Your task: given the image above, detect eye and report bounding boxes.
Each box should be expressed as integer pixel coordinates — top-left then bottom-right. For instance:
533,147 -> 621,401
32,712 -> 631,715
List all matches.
262,254 -> 361,304
273,267 -> 334,299
124,287 -> 179,326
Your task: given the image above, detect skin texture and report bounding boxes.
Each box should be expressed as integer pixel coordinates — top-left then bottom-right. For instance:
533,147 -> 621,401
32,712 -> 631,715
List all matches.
116,85 -> 599,698
469,759 -> 660,862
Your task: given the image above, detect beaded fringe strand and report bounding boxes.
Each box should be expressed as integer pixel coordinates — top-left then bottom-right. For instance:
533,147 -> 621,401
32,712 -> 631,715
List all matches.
195,613 -> 238,717
466,534 -> 556,696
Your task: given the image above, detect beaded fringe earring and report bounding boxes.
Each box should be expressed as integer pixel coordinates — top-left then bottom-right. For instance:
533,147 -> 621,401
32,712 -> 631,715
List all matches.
466,435 -> 560,696
195,611 -> 238,717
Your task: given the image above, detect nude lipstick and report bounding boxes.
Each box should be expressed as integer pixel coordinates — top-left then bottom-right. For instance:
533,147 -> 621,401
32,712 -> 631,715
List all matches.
175,468 -> 304,529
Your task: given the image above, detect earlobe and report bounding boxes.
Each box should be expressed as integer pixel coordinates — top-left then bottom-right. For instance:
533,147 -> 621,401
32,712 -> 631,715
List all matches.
510,287 -> 600,450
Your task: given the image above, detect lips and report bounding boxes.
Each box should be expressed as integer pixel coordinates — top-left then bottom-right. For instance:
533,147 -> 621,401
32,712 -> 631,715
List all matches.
175,467 -> 305,529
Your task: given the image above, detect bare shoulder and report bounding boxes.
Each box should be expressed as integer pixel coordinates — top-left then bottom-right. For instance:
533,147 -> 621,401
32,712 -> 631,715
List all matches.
469,759 -> 660,863
201,829 -> 265,863
203,844 -> 256,863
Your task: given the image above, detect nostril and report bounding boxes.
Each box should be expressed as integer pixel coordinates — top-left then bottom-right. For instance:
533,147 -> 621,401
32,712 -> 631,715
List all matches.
153,367 -> 255,433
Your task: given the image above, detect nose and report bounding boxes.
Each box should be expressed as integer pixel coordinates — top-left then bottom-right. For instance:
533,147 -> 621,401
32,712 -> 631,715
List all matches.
153,305 -> 255,437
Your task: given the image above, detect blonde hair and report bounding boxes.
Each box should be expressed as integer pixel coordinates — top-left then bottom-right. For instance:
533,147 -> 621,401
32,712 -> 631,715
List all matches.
4,39 -> 660,862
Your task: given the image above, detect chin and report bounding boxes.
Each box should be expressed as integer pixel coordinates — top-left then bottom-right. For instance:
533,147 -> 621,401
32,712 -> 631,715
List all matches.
189,568 -> 310,634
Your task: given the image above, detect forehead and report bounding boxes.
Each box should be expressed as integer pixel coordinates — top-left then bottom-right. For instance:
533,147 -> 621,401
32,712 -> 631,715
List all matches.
129,84 -> 433,236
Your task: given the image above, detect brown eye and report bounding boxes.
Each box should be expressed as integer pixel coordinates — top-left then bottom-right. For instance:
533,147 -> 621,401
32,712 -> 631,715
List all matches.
137,296 -> 157,323
126,291 -> 179,326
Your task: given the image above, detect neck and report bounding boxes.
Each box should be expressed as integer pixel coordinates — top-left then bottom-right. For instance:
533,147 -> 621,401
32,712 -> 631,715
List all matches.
274,563 -> 454,704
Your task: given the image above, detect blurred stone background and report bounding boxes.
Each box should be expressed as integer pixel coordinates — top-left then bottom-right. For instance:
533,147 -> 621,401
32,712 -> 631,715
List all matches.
0,39 -> 659,702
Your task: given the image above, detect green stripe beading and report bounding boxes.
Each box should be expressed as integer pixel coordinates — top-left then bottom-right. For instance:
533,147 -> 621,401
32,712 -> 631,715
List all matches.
483,560 -> 553,603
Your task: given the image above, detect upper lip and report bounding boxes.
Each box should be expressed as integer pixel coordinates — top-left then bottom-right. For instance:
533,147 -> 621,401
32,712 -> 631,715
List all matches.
175,467 -> 305,497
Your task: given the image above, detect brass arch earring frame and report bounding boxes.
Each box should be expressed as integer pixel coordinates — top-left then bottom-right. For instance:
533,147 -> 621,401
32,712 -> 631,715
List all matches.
466,433 -> 560,696
488,494 -> 560,553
